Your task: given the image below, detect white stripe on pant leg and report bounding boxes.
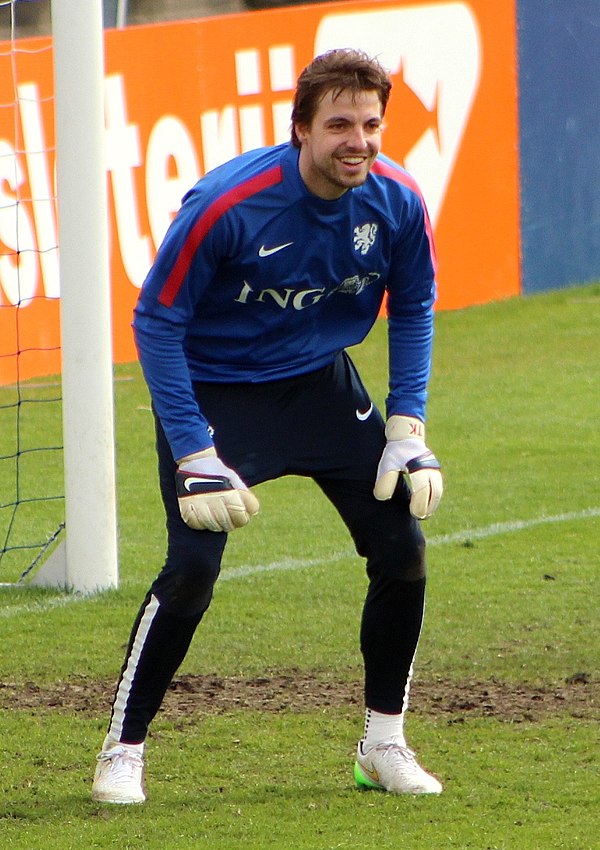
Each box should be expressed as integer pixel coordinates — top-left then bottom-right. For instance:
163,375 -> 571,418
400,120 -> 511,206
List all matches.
400,586 -> 426,726
108,593 -> 161,743
401,661 -> 415,719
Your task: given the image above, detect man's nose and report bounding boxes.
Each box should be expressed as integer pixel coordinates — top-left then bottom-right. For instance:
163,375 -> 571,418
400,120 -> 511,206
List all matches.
346,125 -> 368,149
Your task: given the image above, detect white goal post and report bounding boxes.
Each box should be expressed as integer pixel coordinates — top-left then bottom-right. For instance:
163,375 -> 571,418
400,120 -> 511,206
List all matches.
32,0 -> 118,592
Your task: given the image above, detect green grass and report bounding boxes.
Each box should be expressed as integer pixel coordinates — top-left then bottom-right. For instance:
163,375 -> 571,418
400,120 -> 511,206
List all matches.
0,283 -> 599,848
0,379 -> 65,582
0,714 -> 596,849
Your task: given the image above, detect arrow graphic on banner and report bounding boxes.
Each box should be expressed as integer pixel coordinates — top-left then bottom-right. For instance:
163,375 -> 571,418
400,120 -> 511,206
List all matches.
315,2 -> 481,225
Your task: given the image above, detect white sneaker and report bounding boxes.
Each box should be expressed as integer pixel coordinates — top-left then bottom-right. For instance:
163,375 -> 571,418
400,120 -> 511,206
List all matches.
354,740 -> 442,794
91,744 -> 146,804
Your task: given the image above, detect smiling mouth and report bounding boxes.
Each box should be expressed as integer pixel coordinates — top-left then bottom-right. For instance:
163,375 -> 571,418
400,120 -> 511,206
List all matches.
339,156 -> 367,167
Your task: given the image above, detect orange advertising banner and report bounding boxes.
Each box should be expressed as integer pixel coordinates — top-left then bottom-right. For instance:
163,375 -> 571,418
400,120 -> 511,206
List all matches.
0,0 -> 520,384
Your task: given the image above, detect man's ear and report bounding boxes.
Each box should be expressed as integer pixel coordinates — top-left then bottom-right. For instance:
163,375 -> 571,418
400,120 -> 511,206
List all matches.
294,123 -> 308,144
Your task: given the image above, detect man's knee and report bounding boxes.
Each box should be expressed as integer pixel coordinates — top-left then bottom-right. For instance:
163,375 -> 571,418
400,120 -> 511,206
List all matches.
152,533 -> 225,617
367,530 -> 426,581
351,501 -> 427,581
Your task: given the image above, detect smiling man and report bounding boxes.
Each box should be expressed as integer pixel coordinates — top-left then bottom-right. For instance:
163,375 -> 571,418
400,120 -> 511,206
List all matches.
296,88 -> 383,197
92,48 -> 444,804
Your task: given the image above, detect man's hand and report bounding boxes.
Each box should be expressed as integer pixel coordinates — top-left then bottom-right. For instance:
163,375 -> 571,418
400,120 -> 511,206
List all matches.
374,415 -> 443,520
175,448 -> 260,532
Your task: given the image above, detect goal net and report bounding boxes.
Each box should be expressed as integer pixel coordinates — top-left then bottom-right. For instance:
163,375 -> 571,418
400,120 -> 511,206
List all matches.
0,0 -> 118,592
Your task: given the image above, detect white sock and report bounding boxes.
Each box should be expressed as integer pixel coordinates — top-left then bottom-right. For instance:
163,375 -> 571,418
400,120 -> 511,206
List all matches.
362,708 -> 406,750
102,734 -> 144,755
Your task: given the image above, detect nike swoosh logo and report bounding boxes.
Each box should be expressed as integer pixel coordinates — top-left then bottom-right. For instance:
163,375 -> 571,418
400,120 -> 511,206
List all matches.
181,474 -> 231,493
183,476 -> 209,492
356,403 -> 374,421
362,765 -> 380,783
258,242 -> 294,257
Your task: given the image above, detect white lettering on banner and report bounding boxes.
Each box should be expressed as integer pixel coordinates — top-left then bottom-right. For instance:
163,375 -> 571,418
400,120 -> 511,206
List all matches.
200,106 -> 239,175
240,105 -> 265,152
269,45 -> 295,144
234,47 -> 294,152
268,46 -> 295,92
235,49 -> 262,96
201,46 -> 294,174
271,100 -> 293,144
235,50 -> 266,149
145,116 -> 199,248
0,141 -> 38,307
104,74 -> 153,287
1,44 -> 296,300
0,85 -> 57,306
18,83 -> 60,299
315,3 -> 481,225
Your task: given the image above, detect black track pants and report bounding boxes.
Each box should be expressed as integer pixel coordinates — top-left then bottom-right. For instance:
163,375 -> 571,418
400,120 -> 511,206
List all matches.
107,353 -> 427,743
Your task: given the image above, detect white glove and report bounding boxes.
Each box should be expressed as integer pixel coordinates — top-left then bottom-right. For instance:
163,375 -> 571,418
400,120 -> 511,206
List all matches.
175,448 -> 260,532
373,415 -> 443,520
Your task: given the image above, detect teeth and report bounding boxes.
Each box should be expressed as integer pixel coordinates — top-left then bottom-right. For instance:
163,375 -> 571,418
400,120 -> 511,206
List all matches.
341,157 -> 364,164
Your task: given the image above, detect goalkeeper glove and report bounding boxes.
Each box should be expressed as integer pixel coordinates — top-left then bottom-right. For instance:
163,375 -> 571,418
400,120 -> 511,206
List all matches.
175,448 -> 260,532
373,415 -> 443,520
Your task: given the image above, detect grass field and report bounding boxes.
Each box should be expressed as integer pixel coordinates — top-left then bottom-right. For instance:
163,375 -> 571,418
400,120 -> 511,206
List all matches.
0,283 -> 599,849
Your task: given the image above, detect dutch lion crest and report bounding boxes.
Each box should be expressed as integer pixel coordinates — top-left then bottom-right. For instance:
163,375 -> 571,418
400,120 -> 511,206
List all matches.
353,222 -> 378,256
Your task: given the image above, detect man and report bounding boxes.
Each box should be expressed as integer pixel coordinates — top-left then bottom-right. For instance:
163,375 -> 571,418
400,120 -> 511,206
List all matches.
92,48 -> 443,804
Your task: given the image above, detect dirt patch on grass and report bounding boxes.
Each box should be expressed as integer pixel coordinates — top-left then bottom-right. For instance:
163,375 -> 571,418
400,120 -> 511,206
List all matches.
1,671 -> 597,723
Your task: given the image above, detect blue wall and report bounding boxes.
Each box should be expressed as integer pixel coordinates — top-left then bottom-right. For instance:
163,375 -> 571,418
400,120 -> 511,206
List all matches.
517,0 -> 600,293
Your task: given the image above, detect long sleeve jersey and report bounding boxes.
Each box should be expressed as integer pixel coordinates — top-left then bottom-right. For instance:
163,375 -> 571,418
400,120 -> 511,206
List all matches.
133,142 -> 437,461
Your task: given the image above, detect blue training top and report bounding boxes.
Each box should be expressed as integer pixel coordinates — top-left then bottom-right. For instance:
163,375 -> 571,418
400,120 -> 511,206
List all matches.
133,142 -> 437,461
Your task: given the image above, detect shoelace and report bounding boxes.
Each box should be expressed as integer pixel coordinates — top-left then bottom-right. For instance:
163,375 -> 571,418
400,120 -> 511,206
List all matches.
374,743 -> 420,774
97,747 -> 143,784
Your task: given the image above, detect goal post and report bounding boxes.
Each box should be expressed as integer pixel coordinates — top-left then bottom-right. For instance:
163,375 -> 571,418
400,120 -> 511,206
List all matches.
32,0 -> 118,592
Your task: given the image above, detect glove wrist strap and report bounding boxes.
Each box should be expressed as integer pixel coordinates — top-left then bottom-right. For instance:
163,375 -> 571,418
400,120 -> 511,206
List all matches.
177,447 -> 217,466
385,415 -> 425,442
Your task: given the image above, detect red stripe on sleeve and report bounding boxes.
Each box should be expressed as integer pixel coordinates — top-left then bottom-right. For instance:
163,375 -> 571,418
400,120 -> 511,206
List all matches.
371,159 -> 437,271
158,165 -> 283,307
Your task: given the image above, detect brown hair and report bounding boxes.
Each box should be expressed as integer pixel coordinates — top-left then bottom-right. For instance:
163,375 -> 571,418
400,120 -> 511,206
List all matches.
290,48 -> 392,147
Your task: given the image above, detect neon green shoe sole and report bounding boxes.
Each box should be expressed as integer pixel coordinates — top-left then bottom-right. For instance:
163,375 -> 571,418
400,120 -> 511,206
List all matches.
354,760 -> 384,791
